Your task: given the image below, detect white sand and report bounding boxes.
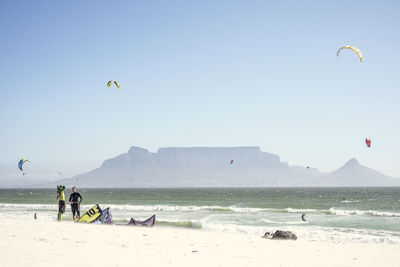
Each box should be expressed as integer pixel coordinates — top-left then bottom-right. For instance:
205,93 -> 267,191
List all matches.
0,219 -> 399,267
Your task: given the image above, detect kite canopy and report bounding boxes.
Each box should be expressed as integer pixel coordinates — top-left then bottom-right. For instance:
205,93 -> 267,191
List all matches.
77,205 -> 115,224
77,204 -> 102,223
128,215 -> 156,227
77,205 -> 155,226
18,159 -> 30,171
365,138 -> 371,148
99,208 -> 114,224
337,45 -> 363,62
107,80 -> 120,90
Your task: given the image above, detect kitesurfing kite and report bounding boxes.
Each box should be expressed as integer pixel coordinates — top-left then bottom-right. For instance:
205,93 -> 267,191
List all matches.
107,80 -> 120,90
99,208 -> 114,224
337,45 -> 363,62
128,215 -> 156,227
365,138 -> 371,148
18,159 -> 30,175
77,204 -> 155,226
77,205 -> 114,224
77,204 -> 103,223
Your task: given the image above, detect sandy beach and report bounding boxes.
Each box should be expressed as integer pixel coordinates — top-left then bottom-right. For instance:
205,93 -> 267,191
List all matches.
0,219 -> 399,267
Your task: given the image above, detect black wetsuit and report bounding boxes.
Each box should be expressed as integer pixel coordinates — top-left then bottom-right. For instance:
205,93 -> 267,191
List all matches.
69,192 -> 82,217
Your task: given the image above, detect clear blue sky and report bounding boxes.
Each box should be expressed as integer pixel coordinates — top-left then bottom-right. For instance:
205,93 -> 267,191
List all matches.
1,0 -> 400,178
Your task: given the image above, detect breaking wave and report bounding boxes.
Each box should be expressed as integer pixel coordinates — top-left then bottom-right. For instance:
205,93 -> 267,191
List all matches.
328,208 -> 400,217
261,218 -> 307,225
285,208 -> 322,213
102,204 -> 234,212
340,200 -> 361,203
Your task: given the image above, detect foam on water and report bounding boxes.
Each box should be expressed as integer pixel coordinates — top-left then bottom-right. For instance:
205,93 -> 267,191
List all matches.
340,200 -> 361,203
101,204 -> 234,212
261,218 -> 308,225
285,208 -> 322,213
329,208 -> 400,217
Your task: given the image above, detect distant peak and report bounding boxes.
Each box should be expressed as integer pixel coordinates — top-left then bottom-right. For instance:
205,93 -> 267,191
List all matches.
343,158 -> 360,168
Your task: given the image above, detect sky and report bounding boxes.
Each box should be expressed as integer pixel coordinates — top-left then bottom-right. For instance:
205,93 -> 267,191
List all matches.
1,0 -> 400,179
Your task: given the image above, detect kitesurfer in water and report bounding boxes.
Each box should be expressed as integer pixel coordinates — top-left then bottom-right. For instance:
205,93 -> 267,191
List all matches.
301,213 -> 306,222
69,187 -> 82,222
57,185 -> 66,221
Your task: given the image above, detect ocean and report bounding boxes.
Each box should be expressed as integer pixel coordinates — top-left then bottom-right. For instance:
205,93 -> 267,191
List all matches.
1,187 -> 399,244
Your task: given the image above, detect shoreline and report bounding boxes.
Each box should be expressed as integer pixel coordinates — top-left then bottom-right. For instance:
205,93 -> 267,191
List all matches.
1,219 -> 399,267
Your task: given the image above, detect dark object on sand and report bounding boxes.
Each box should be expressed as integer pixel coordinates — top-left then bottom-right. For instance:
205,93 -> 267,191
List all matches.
34,213 -> 37,220
263,230 -> 297,240
301,213 -> 306,222
128,215 -> 156,227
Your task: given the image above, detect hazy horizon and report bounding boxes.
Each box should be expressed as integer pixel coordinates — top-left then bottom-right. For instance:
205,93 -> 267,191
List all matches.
2,146 -> 399,189
1,145 -> 400,183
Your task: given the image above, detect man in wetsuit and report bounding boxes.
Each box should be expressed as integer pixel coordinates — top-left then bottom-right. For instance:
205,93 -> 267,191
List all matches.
69,187 -> 82,222
56,185 -> 66,221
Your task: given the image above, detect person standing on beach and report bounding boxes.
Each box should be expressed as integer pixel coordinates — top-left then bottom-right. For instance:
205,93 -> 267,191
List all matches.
56,185 -> 66,221
69,187 -> 82,222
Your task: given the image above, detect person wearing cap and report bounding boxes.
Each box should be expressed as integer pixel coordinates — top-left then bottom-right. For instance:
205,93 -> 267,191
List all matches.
56,185 -> 66,221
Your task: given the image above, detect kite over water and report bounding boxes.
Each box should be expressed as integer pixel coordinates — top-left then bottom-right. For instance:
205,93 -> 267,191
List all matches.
337,45 -> 363,62
18,159 -> 30,175
107,80 -> 120,90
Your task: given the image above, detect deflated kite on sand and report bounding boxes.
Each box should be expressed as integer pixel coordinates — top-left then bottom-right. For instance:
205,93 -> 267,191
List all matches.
78,204 -> 155,226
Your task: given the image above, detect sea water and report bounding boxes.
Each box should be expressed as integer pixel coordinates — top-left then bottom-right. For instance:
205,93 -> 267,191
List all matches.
0,187 -> 399,244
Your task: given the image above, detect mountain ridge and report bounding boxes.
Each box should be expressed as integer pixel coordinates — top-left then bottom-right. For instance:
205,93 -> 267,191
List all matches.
51,146 -> 400,188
